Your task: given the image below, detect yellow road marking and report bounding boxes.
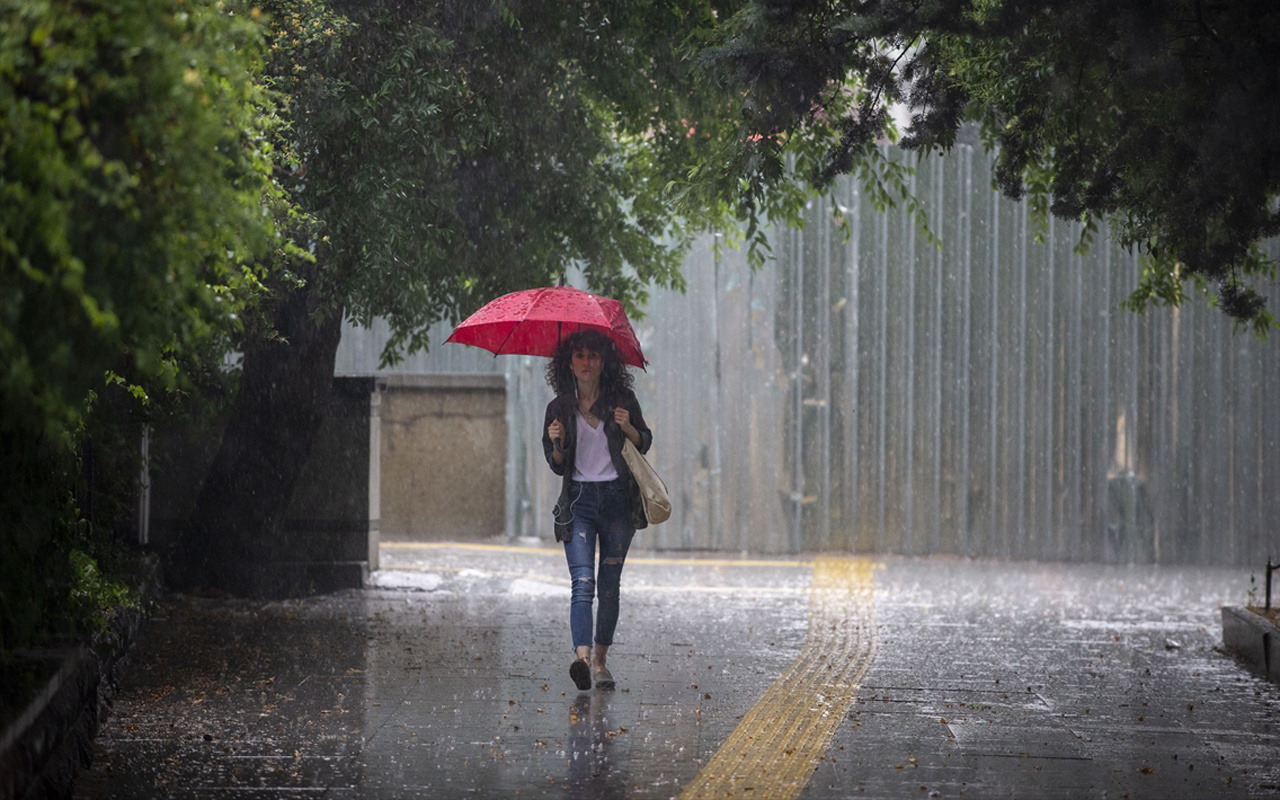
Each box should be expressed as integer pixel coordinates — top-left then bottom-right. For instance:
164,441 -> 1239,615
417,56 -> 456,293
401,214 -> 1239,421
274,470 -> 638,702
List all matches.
628,585 -> 807,594
375,564 -> 810,594
631,557 -> 814,568
678,556 -> 878,800
381,541 -> 815,568
383,542 -> 563,554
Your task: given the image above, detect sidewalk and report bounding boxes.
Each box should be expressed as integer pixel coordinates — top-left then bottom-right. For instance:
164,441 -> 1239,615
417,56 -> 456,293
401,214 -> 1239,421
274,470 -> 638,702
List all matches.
73,543 -> 1280,799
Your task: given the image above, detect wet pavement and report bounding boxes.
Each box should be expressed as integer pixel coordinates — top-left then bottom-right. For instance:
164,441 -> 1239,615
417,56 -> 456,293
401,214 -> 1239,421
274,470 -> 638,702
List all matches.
73,542 -> 1280,799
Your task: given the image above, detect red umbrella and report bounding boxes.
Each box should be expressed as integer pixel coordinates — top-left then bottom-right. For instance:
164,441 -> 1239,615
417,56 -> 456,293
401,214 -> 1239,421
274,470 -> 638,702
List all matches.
445,286 -> 648,368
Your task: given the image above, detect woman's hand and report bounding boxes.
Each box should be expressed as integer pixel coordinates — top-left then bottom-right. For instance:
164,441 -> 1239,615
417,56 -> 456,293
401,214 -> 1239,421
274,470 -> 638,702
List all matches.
548,419 -> 566,463
614,407 -> 641,447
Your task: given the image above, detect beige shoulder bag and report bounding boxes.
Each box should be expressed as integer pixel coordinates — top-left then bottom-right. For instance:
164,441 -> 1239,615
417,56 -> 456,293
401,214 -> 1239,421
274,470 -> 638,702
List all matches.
621,440 -> 671,525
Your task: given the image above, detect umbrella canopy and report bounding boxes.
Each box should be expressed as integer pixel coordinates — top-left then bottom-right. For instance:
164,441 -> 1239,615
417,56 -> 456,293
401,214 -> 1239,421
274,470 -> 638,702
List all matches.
445,286 -> 648,368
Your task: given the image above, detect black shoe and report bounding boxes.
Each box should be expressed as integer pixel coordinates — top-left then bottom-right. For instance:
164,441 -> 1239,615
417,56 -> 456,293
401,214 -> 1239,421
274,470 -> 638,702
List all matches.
593,666 -> 615,690
570,658 -> 592,690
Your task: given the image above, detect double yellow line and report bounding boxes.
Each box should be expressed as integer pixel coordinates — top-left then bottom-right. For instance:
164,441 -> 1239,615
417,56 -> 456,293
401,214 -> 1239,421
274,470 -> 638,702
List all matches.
679,557 -> 879,799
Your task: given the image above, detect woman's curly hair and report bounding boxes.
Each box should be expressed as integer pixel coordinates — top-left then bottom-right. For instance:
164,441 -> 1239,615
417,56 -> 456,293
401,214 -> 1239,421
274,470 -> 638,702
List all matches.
545,328 -> 635,397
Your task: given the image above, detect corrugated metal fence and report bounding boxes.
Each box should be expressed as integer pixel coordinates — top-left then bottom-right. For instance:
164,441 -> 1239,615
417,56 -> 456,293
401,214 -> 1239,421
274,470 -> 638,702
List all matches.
340,145 -> 1280,566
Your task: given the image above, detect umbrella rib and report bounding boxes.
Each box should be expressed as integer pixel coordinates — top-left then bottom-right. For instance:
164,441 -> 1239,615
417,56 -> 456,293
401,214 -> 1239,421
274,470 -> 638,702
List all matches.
492,323 -> 520,358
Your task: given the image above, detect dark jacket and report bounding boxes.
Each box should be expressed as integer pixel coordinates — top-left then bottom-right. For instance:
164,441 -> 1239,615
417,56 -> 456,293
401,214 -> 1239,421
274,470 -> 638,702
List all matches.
542,388 -> 652,542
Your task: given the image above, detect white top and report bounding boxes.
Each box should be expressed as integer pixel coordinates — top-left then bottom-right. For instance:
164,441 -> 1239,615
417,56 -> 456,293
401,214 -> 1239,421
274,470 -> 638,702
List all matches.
573,411 -> 618,482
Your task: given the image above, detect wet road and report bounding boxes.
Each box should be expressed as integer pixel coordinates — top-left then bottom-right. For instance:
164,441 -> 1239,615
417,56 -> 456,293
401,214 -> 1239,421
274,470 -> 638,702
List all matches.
74,543 -> 1280,799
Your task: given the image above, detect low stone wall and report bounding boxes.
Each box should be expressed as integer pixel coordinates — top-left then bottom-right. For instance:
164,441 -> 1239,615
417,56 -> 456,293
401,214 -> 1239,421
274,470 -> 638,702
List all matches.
0,562 -> 155,800
1221,606 -> 1280,684
144,372 -> 506,587
279,375 -> 383,584
148,377 -> 384,595
2,648 -> 103,800
377,374 -> 507,541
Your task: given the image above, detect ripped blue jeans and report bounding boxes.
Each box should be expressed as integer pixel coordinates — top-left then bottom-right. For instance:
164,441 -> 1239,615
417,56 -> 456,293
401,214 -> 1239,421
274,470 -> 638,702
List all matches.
562,479 -> 636,650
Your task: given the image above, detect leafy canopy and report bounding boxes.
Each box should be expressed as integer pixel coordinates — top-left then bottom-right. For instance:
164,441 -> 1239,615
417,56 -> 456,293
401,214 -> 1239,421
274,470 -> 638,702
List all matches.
261,0 -> 753,365
0,0 -> 282,441
700,0 -> 1280,331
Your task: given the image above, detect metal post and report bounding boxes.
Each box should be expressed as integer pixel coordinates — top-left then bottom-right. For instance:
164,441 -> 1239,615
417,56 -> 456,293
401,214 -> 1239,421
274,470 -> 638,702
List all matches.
1267,558 -> 1275,611
137,423 -> 151,545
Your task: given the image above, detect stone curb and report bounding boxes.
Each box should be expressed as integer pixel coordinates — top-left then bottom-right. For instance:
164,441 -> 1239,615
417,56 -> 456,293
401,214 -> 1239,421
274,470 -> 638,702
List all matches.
1221,605 -> 1280,684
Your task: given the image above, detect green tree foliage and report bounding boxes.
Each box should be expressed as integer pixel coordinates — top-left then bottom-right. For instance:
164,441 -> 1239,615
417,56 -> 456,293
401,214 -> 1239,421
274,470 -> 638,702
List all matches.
182,0 -> 761,593
0,0 -> 281,652
700,0 -> 1279,331
1,0 -> 279,438
273,0 -> 750,360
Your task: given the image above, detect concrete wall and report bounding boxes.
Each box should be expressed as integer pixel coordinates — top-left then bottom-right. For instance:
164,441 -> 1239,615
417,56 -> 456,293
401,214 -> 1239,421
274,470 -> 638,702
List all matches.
146,377 -> 382,593
339,147 -> 1280,565
376,374 -> 507,541
279,375 -> 382,584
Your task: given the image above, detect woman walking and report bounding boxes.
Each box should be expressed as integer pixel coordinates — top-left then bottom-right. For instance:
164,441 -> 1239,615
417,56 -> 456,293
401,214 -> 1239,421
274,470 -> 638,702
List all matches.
543,329 -> 652,691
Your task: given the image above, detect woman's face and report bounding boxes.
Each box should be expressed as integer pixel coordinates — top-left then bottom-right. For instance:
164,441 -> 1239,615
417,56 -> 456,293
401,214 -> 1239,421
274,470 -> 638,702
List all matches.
571,347 -> 603,385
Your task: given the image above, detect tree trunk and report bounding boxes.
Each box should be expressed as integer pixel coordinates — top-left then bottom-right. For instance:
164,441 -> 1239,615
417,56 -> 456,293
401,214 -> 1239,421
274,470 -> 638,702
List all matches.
181,279 -> 344,596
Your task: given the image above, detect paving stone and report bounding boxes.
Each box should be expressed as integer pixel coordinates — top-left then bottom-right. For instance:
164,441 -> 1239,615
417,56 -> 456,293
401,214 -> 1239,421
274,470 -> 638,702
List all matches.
72,547 -> 1280,799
